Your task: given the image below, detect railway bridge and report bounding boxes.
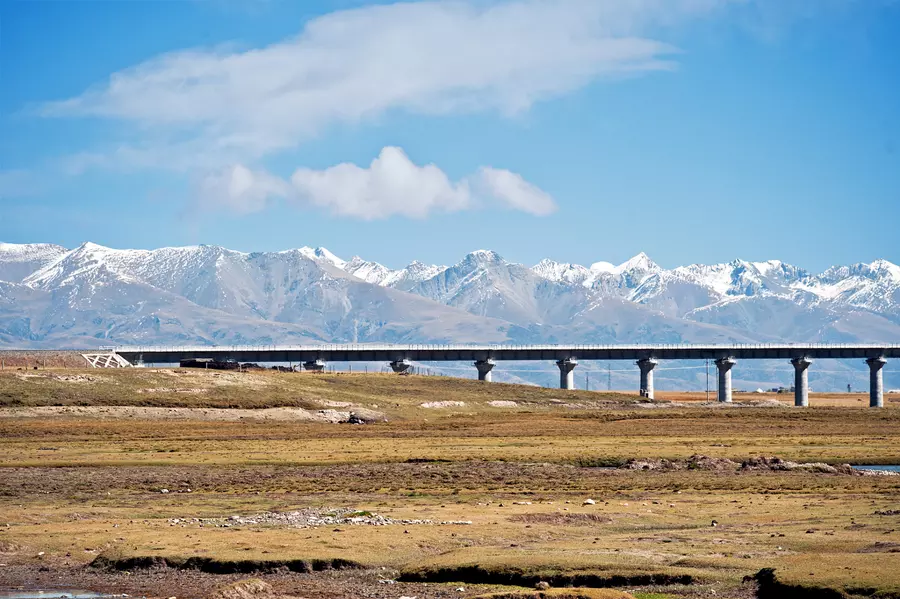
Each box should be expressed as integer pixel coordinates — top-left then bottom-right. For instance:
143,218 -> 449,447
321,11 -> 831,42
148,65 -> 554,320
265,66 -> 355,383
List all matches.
99,343 -> 900,408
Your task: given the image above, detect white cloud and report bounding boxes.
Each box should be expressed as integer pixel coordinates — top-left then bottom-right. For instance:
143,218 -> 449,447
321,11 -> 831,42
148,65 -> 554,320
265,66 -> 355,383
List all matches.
290,147 -> 469,219
197,164 -> 290,214
37,0 -> 741,171
473,167 -> 557,216
277,146 -> 555,220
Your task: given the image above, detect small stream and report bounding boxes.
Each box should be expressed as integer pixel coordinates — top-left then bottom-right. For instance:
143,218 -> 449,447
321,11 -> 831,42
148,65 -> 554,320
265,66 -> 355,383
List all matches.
851,465 -> 900,472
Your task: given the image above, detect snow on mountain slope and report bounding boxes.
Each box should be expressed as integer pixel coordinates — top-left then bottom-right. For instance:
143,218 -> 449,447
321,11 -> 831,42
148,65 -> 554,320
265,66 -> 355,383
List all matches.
529,252 -> 899,330
25,242 -> 146,291
408,250 -> 528,319
532,259 -> 592,286
633,260 -> 807,303
343,256 -> 396,285
28,243 -> 344,319
628,271 -> 723,318
405,250 -> 595,326
531,253 -> 817,307
342,256 -> 447,289
792,260 -> 900,315
389,261 -> 448,290
0,242 -> 68,283
19,245 -> 324,345
19,244 -> 900,325
4,241 -> 899,389
611,252 -> 660,276
297,246 -> 346,270
532,253 -> 660,291
19,242 -> 512,346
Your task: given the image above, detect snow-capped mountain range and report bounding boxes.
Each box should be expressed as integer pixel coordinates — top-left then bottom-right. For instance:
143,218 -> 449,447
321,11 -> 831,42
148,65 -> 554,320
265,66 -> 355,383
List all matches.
1,241 -> 898,389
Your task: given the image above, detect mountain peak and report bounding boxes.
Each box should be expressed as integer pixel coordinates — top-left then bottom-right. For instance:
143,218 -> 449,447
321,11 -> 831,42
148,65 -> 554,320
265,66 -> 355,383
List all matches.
464,249 -> 504,264
532,259 -> 592,285
0,242 -> 69,284
77,241 -> 109,252
534,258 -> 564,269
343,255 -> 394,285
870,259 -> 900,281
345,255 -> 369,268
0,241 -> 66,254
403,260 -> 447,282
614,252 -> 659,274
406,259 -> 444,272
749,259 -> 781,275
298,246 -> 346,269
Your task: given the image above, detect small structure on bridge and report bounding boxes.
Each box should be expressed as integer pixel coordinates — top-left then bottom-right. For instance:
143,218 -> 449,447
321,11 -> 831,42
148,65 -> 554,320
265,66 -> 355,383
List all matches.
81,352 -> 132,368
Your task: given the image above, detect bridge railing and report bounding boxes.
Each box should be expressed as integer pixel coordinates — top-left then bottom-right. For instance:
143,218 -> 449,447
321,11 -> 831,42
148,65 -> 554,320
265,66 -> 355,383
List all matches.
109,342 -> 900,353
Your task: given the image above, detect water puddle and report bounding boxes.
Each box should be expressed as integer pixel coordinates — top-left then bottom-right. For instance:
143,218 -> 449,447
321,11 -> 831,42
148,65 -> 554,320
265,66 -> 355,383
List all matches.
852,465 -> 900,472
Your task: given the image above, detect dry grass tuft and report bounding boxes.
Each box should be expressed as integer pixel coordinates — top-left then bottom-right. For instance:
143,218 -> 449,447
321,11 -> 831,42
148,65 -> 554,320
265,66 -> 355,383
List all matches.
210,578 -> 274,599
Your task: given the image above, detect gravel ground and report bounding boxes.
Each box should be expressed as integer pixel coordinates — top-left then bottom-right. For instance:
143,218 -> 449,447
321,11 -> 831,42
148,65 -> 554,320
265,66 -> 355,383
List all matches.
176,507 -> 472,528
0,564 -> 477,599
0,565 -> 758,599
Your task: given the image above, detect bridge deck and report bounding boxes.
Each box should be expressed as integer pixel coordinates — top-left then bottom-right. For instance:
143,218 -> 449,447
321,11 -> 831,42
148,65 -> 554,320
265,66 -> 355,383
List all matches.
109,343 -> 900,363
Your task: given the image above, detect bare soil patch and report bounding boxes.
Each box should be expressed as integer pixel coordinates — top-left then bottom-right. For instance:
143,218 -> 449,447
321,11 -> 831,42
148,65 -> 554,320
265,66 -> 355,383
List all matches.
508,513 -> 612,526
0,405 -> 384,422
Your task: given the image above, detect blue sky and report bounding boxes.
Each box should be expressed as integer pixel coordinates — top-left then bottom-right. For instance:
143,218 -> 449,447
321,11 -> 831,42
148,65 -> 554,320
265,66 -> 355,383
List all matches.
1,0 -> 898,271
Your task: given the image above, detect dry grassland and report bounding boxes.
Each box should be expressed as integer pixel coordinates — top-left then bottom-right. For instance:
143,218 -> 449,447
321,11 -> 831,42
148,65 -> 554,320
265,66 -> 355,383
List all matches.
0,369 -> 899,598
659,391 -> 900,408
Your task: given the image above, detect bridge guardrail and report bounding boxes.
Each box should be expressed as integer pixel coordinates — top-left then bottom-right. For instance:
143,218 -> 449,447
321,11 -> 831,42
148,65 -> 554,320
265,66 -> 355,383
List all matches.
109,342 -> 900,353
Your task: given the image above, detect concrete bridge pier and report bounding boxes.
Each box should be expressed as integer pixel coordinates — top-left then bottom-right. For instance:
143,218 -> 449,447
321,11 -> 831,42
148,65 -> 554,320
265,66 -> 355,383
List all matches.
637,358 -> 658,399
303,360 -> 325,372
867,357 -> 887,408
475,359 -> 495,382
791,357 -> 812,407
715,358 -> 736,403
556,359 -> 578,390
390,359 -> 412,374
